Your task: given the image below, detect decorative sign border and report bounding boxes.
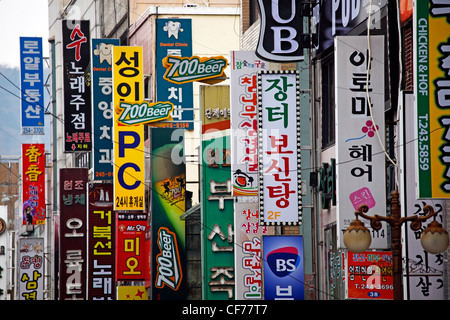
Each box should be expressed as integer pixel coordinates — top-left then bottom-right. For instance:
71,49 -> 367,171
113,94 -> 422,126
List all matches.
257,70 -> 302,226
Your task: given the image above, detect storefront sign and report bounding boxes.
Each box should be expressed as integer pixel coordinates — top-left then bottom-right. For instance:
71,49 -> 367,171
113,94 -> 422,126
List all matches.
258,70 -> 302,225
263,235 -> 304,300
335,36 -> 387,249
414,0 -> 450,198
62,20 -> 92,152
116,101 -> 173,125
91,38 -> 120,181
59,168 -> 88,300
113,46 -> 145,211
22,144 -> 46,225
18,238 -> 44,300
230,51 -> 268,196
20,37 -> 44,135
87,183 -> 115,300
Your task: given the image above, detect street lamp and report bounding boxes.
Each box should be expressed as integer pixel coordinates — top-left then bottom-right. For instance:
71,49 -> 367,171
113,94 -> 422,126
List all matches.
343,190 -> 449,300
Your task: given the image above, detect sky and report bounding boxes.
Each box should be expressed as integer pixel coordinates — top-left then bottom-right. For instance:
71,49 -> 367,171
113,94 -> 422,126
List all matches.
0,0 -> 50,156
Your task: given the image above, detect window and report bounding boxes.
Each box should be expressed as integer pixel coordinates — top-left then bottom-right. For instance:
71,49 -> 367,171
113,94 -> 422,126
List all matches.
321,54 -> 335,149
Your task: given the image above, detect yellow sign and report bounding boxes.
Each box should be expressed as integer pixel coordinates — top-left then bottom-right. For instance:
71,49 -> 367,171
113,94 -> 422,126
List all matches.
113,46 -> 145,211
117,286 -> 148,300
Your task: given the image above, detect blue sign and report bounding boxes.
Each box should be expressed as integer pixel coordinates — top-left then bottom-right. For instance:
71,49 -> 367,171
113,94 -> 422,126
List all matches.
263,235 -> 304,300
156,18 -> 194,129
20,37 -> 45,135
91,38 -> 120,180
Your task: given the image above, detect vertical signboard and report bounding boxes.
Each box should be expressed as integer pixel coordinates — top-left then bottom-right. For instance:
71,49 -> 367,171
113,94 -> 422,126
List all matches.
62,20 -> 92,152
151,128 -> 186,299
335,36 -> 387,249
0,207 -> 7,300
113,46 -> 145,211
201,85 -> 235,299
91,38 -> 120,181
18,238 -> 44,300
116,212 -> 147,281
59,168 -> 88,300
414,1 -> 450,198
230,51 -> 268,196
19,37 -> 44,135
400,92 -> 445,300
258,70 -> 302,226
345,251 -> 393,300
88,183 -> 115,300
22,143 -> 46,225
263,235 -> 304,300
156,18 -> 194,129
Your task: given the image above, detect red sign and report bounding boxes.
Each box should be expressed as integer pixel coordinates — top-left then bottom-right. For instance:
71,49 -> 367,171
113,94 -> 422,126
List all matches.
116,212 -> 147,281
87,183 -> 115,300
346,251 -> 393,300
59,168 -> 88,300
22,144 -> 46,225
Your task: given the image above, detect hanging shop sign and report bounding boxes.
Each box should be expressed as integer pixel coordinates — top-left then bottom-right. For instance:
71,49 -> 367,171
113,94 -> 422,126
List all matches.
117,285 -> 148,300
113,46 -> 145,211
87,183 -> 115,300
0,207 -> 6,300
116,212 -> 147,281
318,159 -> 336,210
116,101 -> 173,125
18,238 -> 44,300
414,0 -> 450,198
162,55 -> 227,84
22,143 -> 46,225
151,127 -> 187,299
62,20 -> 92,152
230,51 -> 268,196
156,18 -> 194,129
91,38 -> 120,181
334,35 -> 387,249
255,0 -> 305,62
201,85 -> 235,300
257,70 -> 302,226
59,168 -> 88,300
19,37 -> 44,135
263,235 -> 304,300
345,251 -> 393,300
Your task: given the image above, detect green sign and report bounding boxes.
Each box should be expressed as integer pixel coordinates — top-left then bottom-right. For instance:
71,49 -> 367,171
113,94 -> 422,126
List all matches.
163,55 -> 227,84
117,101 -> 173,125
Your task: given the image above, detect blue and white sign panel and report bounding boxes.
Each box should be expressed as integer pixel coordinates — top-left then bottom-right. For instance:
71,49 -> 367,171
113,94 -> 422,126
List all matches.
156,18 -> 194,129
263,235 -> 304,300
20,37 -> 44,135
91,38 -> 120,181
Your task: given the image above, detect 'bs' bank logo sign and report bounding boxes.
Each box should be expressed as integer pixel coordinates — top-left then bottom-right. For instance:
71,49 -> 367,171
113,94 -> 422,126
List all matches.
266,246 -> 300,277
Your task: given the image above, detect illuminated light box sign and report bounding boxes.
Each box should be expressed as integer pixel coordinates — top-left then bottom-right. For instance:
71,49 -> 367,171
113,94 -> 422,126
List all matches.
162,55 -> 227,84
257,70 -> 302,226
116,101 -> 174,125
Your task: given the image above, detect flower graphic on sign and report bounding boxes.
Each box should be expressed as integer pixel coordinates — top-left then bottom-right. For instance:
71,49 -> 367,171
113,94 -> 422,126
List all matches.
345,120 -> 379,142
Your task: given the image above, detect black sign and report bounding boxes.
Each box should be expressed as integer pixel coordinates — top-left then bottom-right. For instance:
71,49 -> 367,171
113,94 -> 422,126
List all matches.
256,0 -> 305,62
62,20 -> 92,152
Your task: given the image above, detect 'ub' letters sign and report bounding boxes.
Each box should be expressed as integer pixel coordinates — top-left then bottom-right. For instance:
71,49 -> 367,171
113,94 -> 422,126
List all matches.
256,0 -> 305,62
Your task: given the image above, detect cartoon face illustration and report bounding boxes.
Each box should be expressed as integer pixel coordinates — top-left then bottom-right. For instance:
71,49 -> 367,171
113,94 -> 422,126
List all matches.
94,42 -> 114,65
163,21 -> 183,39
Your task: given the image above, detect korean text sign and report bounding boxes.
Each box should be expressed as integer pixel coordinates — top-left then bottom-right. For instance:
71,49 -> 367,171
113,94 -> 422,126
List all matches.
91,38 -> 120,181
22,144 -> 45,225
113,46 -> 145,211
87,183 -> 116,300
59,168 -> 88,300
346,251 -> 393,300
156,18 -> 194,129
62,20 -> 92,152
334,36 -> 387,249
20,37 -> 44,135
414,0 -> 450,198
230,51 -> 268,196
263,235 -> 304,300
258,70 -> 302,226
18,238 -> 44,300
116,212 -> 147,281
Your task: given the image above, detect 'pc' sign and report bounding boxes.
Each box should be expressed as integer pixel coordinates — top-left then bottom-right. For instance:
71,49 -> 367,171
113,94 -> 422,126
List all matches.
256,0 -> 305,62
263,236 -> 304,300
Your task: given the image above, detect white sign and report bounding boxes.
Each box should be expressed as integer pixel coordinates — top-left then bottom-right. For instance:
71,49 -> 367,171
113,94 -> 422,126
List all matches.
335,36 -> 388,249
